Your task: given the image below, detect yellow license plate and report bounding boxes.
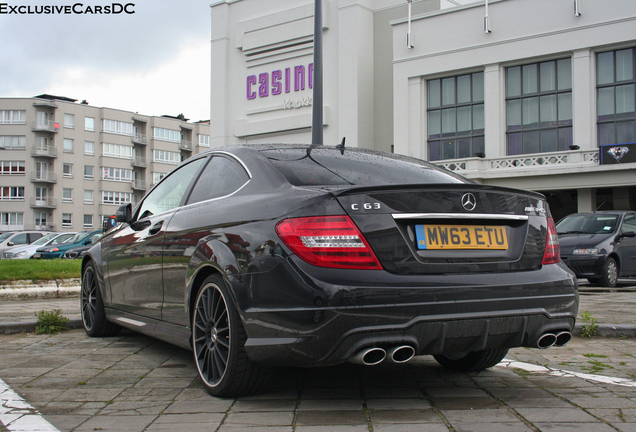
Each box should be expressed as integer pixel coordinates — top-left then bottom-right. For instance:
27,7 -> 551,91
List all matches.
415,224 -> 508,250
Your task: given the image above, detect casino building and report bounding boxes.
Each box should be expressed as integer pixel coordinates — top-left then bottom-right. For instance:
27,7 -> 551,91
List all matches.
210,0 -> 636,221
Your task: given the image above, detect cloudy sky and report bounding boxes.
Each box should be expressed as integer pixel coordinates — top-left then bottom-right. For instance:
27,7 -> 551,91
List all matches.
0,1 -> 211,122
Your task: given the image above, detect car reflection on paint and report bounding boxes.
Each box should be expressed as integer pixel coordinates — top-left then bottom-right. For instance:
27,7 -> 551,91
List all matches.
80,144 -> 578,397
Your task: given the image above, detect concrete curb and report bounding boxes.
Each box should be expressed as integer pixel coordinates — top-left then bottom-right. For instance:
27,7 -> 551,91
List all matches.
0,279 -> 80,300
0,319 -> 83,335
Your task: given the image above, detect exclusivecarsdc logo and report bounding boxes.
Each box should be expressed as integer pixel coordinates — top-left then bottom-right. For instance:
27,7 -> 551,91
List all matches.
0,2 -> 135,14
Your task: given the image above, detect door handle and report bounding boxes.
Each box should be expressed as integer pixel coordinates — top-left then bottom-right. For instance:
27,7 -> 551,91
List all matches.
148,221 -> 163,235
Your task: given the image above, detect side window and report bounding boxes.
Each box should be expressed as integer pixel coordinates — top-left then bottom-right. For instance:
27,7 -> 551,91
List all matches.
187,155 -> 250,205
621,215 -> 636,234
11,233 -> 28,245
136,157 -> 206,220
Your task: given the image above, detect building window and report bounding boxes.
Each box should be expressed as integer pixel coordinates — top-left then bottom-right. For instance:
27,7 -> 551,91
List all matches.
85,117 -> 95,132
34,212 -> 46,227
63,138 -> 74,153
83,214 -> 93,228
102,191 -> 133,205
102,119 -> 133,136
506,58 -> 573,155
0,110 -> 26,124
62,213 -> 72,228
152,172 -> 166,185
64,113 -> 74,128
0,161 -> 25,175
198,134 -> 210,147
153,127 -> 181,143
102,167 -> 133,182
0,186 -> 24,201
2,212 -> 24,229
427,72 -> 485,161
0,136 -> 26,149
153,149 -> 181,165
84,165 -> 94,180
597,48 -> 636,147
84,190 -> 94,204
63,188 -> 73,203
103,142 -> 133,159
85,141 -> 95,155
63,163 -> 73,178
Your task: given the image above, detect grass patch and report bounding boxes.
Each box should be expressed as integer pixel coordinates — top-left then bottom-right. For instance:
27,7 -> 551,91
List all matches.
584,353 -> 608,358
0,259 -> 81,282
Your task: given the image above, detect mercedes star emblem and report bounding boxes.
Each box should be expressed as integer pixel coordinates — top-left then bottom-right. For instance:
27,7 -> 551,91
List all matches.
461,193 -> 476,211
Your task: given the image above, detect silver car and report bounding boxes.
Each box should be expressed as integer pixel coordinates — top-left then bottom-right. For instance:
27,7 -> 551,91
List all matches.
2,232 -> 76,259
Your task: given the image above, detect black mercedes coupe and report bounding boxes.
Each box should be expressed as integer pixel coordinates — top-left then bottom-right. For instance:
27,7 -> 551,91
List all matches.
81,145 -> 578,397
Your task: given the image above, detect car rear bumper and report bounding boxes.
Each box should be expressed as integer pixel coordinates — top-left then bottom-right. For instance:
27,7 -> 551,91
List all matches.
240,258 -> 578,367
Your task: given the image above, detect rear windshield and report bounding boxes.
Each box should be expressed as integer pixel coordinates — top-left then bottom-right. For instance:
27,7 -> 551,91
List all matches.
556,214 -> 619,234
261,147 -> 467,187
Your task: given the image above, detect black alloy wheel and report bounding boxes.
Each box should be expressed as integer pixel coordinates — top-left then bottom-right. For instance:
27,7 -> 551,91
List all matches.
192,274 -> 270,397
433,348 -> 509,372
81,261 -> 121,337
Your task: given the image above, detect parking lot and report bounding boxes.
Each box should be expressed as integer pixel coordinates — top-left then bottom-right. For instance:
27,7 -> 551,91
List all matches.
0,280 -> 635,432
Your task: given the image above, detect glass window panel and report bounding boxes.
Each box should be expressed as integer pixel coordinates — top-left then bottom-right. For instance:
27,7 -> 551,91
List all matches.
540,129 -> 558,153
597,87 -> 615,118
472,72 -> 484,102
597,51 -> 615,85
522,97 -> 539,127
428,110 -> 441,138
558,127 -> 573,151
616,121 -> 635,145
457,106 -> 471,133
457,75 -> 471,104
523,131 -> 540,154
441,140 -> 455,159
428,79 -> 441,108
558,93 -> 573,122
522,64 -> 538,94
441,77 -> 455,106
441,108 -> 456,135
540,61 -> 556,92
540,94 -> 557,126
473,136 -> 485,155
597,123 -> 616,146
473,104 -> 484,131
557,58 -> 572,90
457,139 -> 471,159
615,84 -> 635,115
507,132 -> 522,155
428,141 -> 441,161
506,66 -> 521,98
615,49 -> 634,82
507,99 -> 521,130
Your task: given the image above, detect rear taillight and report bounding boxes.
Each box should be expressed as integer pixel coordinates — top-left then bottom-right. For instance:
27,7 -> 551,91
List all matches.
276,216 -> 382,270
542,217 -> 560,265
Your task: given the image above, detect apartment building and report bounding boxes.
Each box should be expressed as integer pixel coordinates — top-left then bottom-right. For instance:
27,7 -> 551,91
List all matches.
0,95 -> 210,232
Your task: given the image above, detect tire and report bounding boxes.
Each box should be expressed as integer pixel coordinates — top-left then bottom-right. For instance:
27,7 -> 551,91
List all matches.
81,261 -> 121,337
433,348 -> 509,372
599,257 -> 618,288
192,274 -> 270,397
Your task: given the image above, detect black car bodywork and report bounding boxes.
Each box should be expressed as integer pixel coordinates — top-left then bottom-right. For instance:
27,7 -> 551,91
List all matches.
557,211 -> 636,287
81,145 -> 578,397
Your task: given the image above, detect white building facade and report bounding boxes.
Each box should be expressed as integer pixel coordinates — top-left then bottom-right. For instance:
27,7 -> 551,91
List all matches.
210,0 -> 636,220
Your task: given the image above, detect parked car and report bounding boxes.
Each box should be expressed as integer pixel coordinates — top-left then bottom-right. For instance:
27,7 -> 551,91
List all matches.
34,230 -> 102,259
3,232 -> 76,259
80,145 -> 578,397
0,231 -> 48,255
557,211 -> 636,287
63,233 -> 104,259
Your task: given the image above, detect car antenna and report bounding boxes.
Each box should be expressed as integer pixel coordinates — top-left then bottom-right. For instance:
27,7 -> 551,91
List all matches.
595,202 -> 606,212
336,137 -> 346,154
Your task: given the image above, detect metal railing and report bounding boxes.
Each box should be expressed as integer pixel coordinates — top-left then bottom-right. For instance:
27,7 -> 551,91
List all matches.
31,171 -> 57,183
132,134 -> 147,145
179,140 -> 193,151
131,180 -> 147,190
30,197 -> 57,208
131,156 -> 147,167
31,120 -> 59,132
31,146 -> 58,158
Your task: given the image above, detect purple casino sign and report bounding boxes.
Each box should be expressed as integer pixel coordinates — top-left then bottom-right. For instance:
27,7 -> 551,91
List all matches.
247,63 -> 314,100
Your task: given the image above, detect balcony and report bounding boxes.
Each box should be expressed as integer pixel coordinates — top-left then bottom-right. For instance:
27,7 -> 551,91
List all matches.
32,100 -> 58,108
31,171 -> 57,183
132,134 -> 147,145
31,146 -> 58,158
131,179 -> 147,191
131,156 -> 147,168
31,120 -> 60,133
30,197 -> 57,208
179,140 -> 193,151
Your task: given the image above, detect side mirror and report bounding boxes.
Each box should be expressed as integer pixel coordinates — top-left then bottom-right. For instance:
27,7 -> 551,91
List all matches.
115,203 -> 133,224
7,242 -> 14,246
621,231 -> 636,238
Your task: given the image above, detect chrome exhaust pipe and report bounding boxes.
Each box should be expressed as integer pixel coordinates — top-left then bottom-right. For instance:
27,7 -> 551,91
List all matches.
554,331 -> 572,347
387,345 -> 416,363
349,347 -> 386,366
536,333 -> 557,349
